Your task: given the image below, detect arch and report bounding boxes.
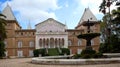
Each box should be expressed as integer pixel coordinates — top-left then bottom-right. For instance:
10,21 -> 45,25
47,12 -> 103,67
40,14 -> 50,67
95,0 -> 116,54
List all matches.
62,38 -> 64,48
50,38 -> 54,48
59,38 -> 61,48
43,38 -> 45,48
68,39 -> 72,46
55,38 -> 57,48
46,38 -> 49,48
39,39 -> 42,48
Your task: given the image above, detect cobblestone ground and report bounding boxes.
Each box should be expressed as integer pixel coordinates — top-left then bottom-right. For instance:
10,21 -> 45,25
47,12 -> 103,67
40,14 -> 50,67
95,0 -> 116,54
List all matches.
0,58 -> 120,67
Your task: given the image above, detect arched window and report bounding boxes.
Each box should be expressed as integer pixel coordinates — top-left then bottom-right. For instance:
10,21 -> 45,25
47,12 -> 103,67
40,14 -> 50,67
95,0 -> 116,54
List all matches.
18,41 -> 22,48
29,41 -> 34,47
39,39 -> 42,48
78,39 -> 82,46
50,38 -> 54,48
68,40 -> 72,46
77,49 -> 82,54
62,38 -> 64,48
91,40 -> 94,45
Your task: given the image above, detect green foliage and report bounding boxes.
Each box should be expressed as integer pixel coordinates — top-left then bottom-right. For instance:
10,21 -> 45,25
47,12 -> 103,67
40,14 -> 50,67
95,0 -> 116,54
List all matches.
99,34 -> 120,53
0,13 -> 7,41
73,54 -> 81,59
33,48 -> 70,57
80,49 -> 96,58
48,48 -> 59,56
0,41 -> 6,59
60,48 -> 70,55
93,52 -> 103,58
73,50 -> 104,59
33,49 -> 46,57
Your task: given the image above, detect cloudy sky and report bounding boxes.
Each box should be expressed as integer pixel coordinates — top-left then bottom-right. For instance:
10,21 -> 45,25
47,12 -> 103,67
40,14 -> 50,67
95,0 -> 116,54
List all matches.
0,0 -> 104,29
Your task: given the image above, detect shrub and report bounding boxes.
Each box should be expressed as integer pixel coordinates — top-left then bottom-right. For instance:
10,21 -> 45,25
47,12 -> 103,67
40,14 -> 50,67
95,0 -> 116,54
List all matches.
80,49 -> 96,58
61,48 -> 70,55
93,52 -> 103,58
81,49 -> 96,55
73,54 -> 81,59
48,48 -> 59,56
33,48 -> 46,57
0,41 -> 6,59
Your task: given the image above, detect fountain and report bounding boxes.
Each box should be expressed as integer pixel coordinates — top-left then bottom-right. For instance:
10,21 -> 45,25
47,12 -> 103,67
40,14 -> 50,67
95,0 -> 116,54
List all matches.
31,20 -> 120,65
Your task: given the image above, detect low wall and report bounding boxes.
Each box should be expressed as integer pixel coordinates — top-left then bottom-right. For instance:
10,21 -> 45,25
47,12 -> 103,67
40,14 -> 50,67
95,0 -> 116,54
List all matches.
32,57 -> 120,65
103,53 -> 120,58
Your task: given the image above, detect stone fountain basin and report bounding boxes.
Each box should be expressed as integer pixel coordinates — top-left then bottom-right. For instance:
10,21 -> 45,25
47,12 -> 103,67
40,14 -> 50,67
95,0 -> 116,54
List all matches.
31,55 -> 120,65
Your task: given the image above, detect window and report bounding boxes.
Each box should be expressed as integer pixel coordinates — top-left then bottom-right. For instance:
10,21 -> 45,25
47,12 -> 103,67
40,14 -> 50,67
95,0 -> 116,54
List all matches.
18,41 -> 22,48
68,40 -> 72,46
78,39 -> 82,46
21,32 -> 23,35
70,49 -> 72,54
91,40 -> 94,45
77,49 -> 82,54
5,51 -> 8,57
29,50 -> 33,57
29,41 -> 34,47
4,41 -> 7,48
17,50 -> 23,57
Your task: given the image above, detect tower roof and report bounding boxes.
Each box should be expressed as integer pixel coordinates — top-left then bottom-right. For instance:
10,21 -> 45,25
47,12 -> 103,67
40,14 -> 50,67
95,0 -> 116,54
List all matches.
2,4 -> 16,20
78,8 -> 97,24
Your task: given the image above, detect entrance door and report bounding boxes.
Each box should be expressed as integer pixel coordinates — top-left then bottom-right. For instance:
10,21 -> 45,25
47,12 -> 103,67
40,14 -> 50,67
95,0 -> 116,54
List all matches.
17,51 -> 23,57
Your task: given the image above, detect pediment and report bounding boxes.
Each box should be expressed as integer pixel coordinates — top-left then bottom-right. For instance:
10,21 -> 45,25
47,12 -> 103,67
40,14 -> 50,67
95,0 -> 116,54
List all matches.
36,18 -> 66,32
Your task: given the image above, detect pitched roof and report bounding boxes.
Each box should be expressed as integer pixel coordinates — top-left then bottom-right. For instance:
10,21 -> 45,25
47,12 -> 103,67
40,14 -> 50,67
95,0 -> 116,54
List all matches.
35,18 -> 65,26
2,4 -> 16,20
78,8 -> 97,24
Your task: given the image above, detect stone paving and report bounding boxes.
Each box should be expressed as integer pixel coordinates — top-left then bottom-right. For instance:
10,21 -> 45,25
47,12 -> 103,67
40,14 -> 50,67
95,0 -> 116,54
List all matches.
0,58 -> 120,67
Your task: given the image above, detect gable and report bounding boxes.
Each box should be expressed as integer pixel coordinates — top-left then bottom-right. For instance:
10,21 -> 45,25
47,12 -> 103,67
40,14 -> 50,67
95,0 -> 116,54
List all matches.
36,18 -> 66,32
78,8 -> 97,24
2,5 -> 16,20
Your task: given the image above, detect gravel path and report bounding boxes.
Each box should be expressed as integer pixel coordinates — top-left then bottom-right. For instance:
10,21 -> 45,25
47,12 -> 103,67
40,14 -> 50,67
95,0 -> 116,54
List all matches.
0,58 -> 120,67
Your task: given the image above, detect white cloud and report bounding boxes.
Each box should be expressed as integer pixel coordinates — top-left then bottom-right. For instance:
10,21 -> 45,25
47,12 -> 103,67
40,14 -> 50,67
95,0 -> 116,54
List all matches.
1,0 -> 60,26
80,0 -> 102,15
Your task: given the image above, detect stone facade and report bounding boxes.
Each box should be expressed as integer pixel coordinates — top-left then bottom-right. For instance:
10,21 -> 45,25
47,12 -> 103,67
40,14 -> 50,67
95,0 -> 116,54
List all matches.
2,5 -> 100,58
35,18 -> 68,49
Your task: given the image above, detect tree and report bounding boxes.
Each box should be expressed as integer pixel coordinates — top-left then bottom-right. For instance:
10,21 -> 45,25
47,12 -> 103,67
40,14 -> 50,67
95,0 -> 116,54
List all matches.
111,7 -> 120,36
99,0 -> 120,53
0,14 -> 7,40
0,13 -> 7,58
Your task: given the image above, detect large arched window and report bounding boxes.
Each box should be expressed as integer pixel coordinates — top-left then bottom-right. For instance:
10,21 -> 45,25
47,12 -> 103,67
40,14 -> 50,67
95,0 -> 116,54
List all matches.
50,38 -> 54,48
62,38 -> 64,48
39,39 -> 42,48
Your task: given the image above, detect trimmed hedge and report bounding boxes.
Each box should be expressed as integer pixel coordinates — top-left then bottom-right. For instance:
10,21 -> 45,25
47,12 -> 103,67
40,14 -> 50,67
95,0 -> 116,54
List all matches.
33,48 -> 70,57
33,48 -> 46,57
60,48 -> 70,55
73,49 -> 104,59
48,48 -> 59,56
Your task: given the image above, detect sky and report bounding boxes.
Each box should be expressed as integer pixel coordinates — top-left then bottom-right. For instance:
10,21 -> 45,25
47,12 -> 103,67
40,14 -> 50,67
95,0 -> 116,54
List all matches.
0,0 -> 109,29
